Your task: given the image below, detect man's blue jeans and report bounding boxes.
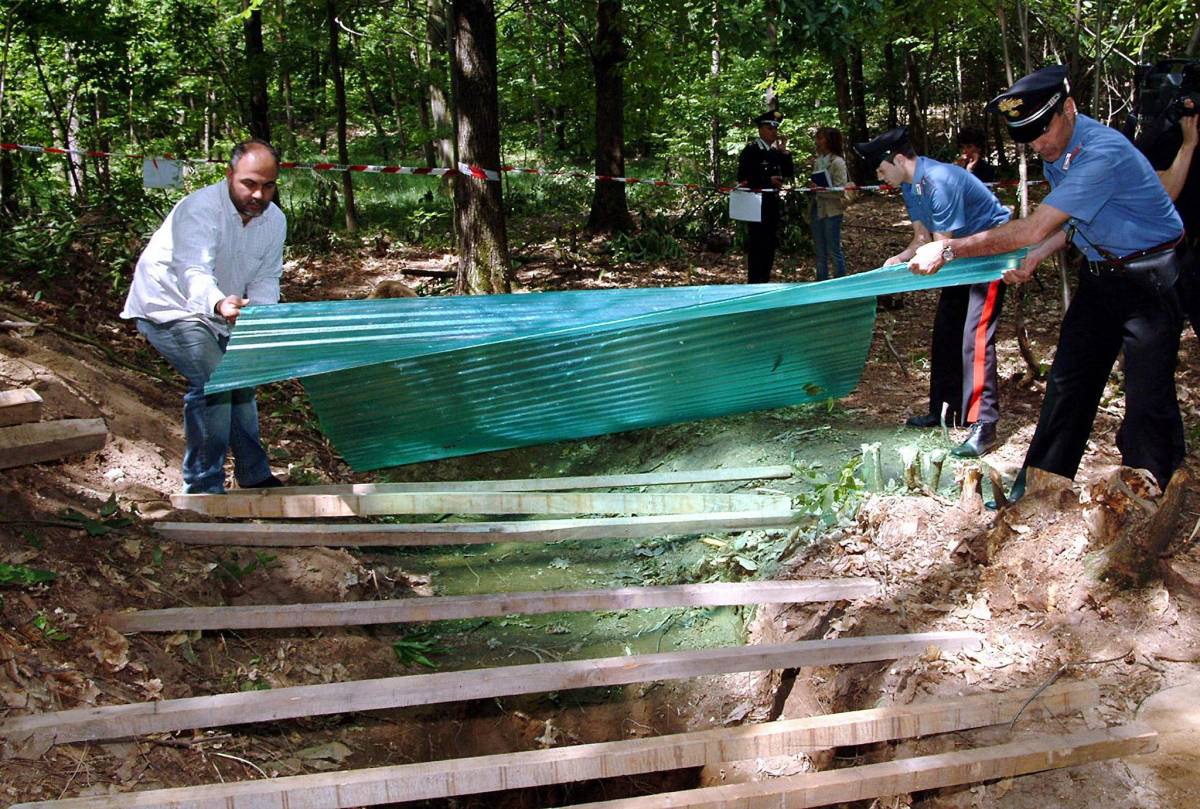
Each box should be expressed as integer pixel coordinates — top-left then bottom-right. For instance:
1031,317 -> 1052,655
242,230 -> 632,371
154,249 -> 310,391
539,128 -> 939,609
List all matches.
812,213 -> 846,281
137,319 -> 271,493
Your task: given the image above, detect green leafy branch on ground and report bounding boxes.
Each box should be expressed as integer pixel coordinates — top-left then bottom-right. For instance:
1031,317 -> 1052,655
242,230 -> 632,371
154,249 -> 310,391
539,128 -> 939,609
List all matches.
392,634 -> 446,669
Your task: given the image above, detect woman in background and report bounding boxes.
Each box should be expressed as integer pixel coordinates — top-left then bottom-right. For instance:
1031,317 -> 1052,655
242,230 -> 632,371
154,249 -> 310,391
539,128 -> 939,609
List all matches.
810,127 -> 849,280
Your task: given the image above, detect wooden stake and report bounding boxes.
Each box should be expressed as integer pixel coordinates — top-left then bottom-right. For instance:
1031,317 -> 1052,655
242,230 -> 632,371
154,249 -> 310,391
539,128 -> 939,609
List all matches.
0,419 -> 107,470
0,632 -> 981,746
170,491 -> 795,519
152,511 -> 801,547
259,466 -> 794,495
8,681 -> 1098,809
0,388 -> 42,427
103,579 -> 881,632
563,723 -> 1156,808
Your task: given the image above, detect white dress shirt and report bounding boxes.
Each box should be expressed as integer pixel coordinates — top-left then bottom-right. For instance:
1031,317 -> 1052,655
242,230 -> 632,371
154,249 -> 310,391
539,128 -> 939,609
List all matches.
121,179 -> 286,335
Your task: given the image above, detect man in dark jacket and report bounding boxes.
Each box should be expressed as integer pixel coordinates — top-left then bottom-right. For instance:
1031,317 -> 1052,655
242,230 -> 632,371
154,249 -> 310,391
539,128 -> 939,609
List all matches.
737,110 -> 795,283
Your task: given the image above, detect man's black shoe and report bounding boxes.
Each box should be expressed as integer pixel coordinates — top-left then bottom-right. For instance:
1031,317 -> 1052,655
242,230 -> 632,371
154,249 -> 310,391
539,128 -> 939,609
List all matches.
905,413 -> 941,429
951,421 -> 998,458
242,474 -> 285,489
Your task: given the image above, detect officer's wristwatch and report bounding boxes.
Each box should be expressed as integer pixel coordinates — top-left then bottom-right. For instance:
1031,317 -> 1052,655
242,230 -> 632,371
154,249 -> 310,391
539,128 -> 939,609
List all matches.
940,241 -> 955,263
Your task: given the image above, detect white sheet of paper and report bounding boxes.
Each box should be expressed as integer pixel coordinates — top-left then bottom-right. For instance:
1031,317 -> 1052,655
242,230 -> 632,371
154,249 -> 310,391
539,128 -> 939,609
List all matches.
729,189 -> 762,223
142,158 -> 183,189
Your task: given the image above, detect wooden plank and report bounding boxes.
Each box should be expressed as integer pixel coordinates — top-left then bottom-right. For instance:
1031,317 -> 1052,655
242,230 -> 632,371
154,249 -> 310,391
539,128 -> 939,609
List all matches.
7,681 -> 1100,809
170,491 -> 795,519
0,388 -> 42,427
153,511 -> 802,547
0,418 -> 107,470
563,722 -> 1157,809
260,466 -> 794,495
103,579 -> 881,632
0,632 -> 981,746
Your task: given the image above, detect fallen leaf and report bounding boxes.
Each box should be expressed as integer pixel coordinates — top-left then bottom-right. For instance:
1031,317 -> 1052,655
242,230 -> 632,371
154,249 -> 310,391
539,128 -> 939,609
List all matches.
296,741 -> 352,763
85,626 -> 130,672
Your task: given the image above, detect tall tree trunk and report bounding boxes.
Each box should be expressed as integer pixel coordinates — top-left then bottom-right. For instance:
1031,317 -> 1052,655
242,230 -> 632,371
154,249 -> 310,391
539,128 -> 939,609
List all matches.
428,0 -> 455,166
351,39 -> 390,160
832,53 -> 852,134
1091,0 -> 1103,113
903,40 -> 927,153
848,46 -> 869,183
92,90 -> 111,192
554,19 -> 567,151
998,0 -> 1044,380
451,0 -> 510,294
326,0 -> 357,230
523,0 -> 546,153
849,46 -> 867,142
30,42 -> 83,198
410,44 -> 435,165
384,44 -> 411,155
708,0 -> 721,187
0,10 -> 19,216
586,0 -> 633,233
243,5 -> 271,141
764,0 -> 779,109
276,0 -> 296,143
883,41 -> 899,129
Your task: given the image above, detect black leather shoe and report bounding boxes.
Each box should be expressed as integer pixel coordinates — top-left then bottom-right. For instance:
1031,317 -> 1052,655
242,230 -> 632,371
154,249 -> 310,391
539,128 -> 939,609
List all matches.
951,421 -> 997,458
905,413 -> 941,429
242,474 -> 285,489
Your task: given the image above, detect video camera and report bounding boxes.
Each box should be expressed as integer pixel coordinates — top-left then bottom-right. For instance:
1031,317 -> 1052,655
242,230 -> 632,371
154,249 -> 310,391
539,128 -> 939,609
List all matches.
1127,59 -> 1200,151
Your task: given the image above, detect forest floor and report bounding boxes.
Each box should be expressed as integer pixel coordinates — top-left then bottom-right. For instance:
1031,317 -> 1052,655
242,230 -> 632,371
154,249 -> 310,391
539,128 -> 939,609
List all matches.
1,190 -> 1199,808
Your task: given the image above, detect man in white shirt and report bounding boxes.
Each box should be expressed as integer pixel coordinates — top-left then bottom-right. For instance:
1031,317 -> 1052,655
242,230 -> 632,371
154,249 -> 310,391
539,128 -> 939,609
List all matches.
121,139 -> 287,493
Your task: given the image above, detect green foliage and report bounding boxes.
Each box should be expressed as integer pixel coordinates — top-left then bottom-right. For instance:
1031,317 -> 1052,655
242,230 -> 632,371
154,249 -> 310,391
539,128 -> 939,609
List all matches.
793,455 -> 866,528
608,217 -> 684,263
392,635 -> 445,669
32,612 -> 70,642
0,563 -> 57,587
59,494 -> 134,537
215,550 -> 278,581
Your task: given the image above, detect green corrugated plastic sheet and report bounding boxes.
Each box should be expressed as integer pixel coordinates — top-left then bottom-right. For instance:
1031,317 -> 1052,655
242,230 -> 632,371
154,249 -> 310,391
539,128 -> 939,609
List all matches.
207,254 -> 1023,470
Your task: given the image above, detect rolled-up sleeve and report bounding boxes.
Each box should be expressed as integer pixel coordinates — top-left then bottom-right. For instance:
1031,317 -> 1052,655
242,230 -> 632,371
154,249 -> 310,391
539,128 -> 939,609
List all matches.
169,197 -> 226,316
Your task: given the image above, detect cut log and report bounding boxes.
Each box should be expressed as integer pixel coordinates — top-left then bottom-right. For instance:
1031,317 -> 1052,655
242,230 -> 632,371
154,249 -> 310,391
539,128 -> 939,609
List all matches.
0,388 -> 42,427
103,579 -> 881,632
170,491 -> 794,519
0,632 -> 981,746
152,511 -> 801,547
8,680 -> 1098,809
562,723 -> 1157,808
0,419 -> 107,470
260,465 -> 794,495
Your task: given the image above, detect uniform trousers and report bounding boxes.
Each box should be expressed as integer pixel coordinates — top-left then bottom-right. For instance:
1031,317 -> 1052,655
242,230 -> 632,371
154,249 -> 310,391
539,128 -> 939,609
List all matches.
1022,271 -> 1184,488
746,198 -> 781,284
925,280 -> 1006,425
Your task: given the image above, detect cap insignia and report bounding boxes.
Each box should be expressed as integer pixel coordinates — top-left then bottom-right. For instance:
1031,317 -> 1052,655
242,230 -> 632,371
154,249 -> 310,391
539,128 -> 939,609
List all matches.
998,97 -> 1023,118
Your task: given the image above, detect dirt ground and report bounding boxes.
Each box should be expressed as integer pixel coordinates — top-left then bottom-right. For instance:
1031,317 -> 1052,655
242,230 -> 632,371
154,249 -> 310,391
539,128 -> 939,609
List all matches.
2,191 -> 1199,807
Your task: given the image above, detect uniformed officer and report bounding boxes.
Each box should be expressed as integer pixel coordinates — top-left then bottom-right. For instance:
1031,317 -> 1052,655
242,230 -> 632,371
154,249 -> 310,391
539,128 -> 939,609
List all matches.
855,127 -> 1010,458
909,66 -> 1187,503
737,110 -> 795,283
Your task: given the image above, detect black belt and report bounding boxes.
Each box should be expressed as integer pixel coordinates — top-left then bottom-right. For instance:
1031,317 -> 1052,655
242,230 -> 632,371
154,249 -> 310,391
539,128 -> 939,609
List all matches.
1084,238 -> 1184,294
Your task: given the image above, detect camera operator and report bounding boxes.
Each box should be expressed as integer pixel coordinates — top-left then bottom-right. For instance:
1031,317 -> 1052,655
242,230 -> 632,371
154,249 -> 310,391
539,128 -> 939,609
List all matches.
1158,100 -> 1197,206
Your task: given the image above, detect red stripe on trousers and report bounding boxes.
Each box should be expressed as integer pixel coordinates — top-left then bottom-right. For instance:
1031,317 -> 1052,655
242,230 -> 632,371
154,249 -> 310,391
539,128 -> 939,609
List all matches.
967,280 -> 1002,423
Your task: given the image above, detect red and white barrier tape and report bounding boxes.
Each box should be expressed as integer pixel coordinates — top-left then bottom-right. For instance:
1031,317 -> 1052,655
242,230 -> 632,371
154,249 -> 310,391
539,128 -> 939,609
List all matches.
2,142 -> 1042,194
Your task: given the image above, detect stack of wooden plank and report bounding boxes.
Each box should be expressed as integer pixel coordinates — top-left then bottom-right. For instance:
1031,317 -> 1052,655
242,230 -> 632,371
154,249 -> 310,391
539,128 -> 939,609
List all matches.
7,681 -> 1155,809
1,467 -> 1154,806
0,387 -> 107,470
